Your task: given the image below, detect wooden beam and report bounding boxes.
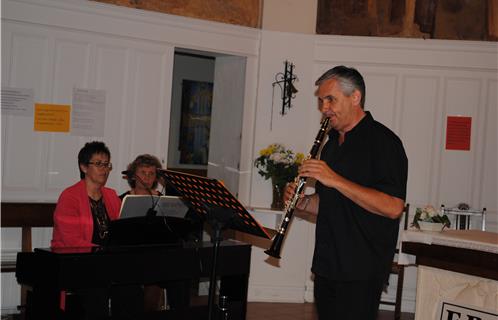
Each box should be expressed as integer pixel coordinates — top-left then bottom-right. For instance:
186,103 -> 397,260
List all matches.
1,203 -> 55,228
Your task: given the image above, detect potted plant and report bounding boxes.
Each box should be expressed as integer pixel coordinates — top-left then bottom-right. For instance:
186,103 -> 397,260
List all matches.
412,205 -> 451,231
254,143 -> 304,210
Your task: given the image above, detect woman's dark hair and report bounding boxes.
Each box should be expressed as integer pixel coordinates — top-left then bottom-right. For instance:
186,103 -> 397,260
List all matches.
315,65 -> 366,108
126,154 -> 162,189
78,141 -> 111,179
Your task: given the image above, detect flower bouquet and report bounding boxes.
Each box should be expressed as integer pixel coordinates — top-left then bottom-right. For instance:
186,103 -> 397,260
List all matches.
254,143 -> 304,209
412,205 -> 451,231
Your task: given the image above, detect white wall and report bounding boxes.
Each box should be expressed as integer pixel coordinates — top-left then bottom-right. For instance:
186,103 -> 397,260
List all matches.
2,0 -> 497,313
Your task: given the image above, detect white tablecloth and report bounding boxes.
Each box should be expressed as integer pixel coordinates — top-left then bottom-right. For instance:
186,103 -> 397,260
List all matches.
398,229 -> 498,265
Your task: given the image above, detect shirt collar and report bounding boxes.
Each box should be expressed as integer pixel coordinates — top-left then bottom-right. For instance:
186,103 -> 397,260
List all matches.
328,111 -> 373,140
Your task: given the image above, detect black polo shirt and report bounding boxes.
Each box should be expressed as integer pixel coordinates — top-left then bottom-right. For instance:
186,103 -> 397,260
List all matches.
312,111 -> 408,281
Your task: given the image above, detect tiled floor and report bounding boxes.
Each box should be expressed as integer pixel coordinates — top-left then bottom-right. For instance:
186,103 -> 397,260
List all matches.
246,302 -> 415,320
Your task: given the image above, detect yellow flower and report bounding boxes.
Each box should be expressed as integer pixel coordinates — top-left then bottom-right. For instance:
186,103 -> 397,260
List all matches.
260,147 -> 272,156
295,153 -> 305,164
268,144 -> 279,153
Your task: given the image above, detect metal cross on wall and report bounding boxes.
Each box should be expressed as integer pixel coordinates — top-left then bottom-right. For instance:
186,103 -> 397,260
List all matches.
272,60 -> 298,116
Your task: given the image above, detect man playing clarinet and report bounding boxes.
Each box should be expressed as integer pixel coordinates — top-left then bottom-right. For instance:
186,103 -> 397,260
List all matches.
285,65 -> 408,320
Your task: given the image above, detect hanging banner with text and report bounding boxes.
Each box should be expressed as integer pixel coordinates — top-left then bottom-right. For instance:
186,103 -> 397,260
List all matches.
446,116 -> 472,151
438,301 -> 498,320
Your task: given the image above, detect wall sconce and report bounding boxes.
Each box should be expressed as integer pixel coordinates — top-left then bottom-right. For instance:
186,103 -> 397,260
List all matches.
272,60 -> 298,116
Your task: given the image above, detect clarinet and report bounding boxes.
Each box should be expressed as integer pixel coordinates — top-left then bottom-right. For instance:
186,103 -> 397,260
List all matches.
265,117 -> 330,259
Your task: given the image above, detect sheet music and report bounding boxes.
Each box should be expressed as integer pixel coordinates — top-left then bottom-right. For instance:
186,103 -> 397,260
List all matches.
156,196 -> 190,218
119,195 -> 189,219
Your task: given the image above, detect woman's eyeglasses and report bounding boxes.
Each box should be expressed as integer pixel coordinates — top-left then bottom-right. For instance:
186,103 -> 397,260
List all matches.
88,161 -> 113,170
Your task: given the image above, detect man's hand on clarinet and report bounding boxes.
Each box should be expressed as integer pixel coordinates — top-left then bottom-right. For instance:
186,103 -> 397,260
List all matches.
284,181 -> 313,212
299,159 -> 340,189
283,181 -> 297,205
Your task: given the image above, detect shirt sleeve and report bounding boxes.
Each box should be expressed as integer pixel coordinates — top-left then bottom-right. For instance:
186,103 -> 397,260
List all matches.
372,133 -> 408,201
51,190 -> 89,248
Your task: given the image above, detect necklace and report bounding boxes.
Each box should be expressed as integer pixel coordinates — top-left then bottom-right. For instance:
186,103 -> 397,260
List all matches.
89,197 -> 109,240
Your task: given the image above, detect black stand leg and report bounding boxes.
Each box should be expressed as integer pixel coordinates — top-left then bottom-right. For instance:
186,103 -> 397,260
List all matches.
208,227 -> 222,320
206,207 -> 234,320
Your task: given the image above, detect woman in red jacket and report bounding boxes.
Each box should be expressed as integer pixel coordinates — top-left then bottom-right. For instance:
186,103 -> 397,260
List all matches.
52,141 -> 120,248
51,141 -> 142,319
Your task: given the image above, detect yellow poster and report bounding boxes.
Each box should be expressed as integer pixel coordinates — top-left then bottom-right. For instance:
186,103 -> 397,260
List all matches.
34,103 -> 71,132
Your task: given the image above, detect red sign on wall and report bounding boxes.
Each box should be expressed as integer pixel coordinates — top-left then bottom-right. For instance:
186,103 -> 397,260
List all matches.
445,116 -> 472,151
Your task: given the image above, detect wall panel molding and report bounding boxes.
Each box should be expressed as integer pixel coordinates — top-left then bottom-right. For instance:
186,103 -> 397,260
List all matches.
314,36 -> 498,71
438,77 -> 482,205
3,0 -> 261,57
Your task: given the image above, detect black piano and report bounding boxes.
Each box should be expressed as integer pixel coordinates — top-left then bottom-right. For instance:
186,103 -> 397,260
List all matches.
16,240 -> 251,320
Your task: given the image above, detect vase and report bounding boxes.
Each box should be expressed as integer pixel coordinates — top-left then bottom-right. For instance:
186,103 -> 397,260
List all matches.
271,178 -> 286,210
418,221 -> 444,232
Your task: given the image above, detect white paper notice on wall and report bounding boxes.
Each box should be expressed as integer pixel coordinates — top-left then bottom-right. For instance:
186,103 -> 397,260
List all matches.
71,88 -> 106,137
438,301 -> 498,320
1,87 -> 34,117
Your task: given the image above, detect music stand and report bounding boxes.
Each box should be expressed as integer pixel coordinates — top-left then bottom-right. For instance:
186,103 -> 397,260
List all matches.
157,169 -> 270,320
111,195 -> 194,246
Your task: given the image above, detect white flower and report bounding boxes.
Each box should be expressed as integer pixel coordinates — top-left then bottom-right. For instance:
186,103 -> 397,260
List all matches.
420,211 -> 428,220
269,153 -> 283,163
424,205 -> 439,218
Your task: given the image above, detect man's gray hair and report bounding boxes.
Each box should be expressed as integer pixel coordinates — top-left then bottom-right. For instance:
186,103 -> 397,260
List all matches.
315,66 -> 366,108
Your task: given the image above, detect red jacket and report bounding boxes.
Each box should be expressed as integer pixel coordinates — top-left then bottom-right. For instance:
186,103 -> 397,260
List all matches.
51,179 -> 121,248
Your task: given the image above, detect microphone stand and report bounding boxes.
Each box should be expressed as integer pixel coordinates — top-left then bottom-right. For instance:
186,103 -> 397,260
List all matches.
137,175 -> 158,217
123,170 -> 158,217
